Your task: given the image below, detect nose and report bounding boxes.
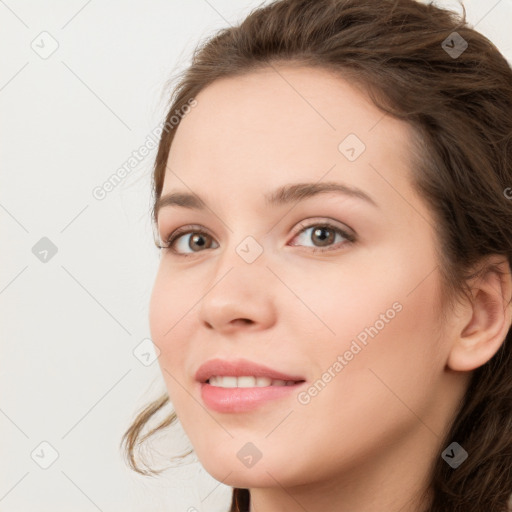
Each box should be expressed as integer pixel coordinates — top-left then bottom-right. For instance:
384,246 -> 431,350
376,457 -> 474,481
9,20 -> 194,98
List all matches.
198,263 -> 277,334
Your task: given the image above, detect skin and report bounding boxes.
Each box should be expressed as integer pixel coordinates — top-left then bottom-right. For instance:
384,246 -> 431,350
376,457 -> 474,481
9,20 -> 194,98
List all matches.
149,65 -> 512,512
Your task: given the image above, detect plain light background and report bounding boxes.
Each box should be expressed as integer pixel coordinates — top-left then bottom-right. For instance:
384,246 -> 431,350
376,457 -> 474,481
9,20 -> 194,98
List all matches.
1,0 -> 511,511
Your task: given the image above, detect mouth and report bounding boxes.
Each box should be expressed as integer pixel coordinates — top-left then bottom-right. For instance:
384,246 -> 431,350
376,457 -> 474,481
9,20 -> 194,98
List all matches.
195,357 -> 306,384
199,377 -> 307,413
195,358 -> 307,412
205,376 -> 305,387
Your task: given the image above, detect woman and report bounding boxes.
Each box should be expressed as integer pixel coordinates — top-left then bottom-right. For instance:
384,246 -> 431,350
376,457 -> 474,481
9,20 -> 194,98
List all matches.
121,0 -> 512,510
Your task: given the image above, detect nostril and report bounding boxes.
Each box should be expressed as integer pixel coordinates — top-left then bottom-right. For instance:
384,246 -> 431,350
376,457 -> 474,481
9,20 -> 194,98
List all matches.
233,318 -> 253,326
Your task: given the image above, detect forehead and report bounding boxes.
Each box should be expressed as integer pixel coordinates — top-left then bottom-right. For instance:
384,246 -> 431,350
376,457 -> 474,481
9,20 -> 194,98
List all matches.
162,65 -> 420,215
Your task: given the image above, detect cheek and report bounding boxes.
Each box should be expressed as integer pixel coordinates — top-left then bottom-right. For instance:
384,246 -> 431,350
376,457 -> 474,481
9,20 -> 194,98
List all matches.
149,273 -> 198,425
275,273 -> 445,477
305,247 -> 445,419
149,266 -> 195,373
291,259 -> 403,363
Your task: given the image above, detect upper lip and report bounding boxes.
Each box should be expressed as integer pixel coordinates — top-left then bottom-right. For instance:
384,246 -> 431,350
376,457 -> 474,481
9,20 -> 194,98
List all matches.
195,358 -> 306,383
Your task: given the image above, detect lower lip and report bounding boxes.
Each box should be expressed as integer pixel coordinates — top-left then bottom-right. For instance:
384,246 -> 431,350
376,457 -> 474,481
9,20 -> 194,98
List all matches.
200,381 -> 306,413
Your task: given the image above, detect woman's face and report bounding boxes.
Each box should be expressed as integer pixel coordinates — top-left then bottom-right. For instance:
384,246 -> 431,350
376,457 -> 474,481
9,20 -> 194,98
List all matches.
149,66 -> 466,494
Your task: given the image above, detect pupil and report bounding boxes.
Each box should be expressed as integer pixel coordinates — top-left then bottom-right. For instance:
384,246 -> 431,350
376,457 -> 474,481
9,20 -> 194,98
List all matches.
191,234 -> 207,249
314,227 -> 333,246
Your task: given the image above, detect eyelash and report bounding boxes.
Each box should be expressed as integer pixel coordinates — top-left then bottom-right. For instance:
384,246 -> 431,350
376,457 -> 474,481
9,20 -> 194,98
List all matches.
157,220 -> 356,258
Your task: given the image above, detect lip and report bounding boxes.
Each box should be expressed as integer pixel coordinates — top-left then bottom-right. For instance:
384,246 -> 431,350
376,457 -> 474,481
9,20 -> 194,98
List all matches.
199,382 -> 306,413
195,358 -> 307,413
194,357 -> 305,383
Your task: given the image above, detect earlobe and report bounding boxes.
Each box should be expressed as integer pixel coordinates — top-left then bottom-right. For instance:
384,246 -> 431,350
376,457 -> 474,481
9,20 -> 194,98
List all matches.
447,256 -> 512,372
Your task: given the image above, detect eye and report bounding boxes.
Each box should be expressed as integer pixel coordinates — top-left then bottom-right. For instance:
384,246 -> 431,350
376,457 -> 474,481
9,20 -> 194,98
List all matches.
158,219 -> 356,257
289,219 -> 356,253
158,224 -> 218,256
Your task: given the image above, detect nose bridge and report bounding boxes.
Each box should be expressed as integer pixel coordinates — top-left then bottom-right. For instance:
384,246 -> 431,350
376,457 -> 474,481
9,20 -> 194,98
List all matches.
215,210 -> 271,273
197,232 -> 275,330
211,232 -> 269,297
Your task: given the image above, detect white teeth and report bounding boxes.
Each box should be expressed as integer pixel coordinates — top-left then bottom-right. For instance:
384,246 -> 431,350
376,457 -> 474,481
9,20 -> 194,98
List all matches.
208,376 -> 297,388
255,376 -> 272,387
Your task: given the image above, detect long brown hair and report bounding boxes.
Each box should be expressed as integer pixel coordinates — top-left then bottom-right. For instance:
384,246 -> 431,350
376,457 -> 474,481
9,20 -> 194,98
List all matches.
120,1 -> 512,510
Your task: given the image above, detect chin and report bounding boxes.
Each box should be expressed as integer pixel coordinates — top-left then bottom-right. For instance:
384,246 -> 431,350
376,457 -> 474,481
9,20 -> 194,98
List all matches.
204,464 -> 283,488
196,444 -> 302,489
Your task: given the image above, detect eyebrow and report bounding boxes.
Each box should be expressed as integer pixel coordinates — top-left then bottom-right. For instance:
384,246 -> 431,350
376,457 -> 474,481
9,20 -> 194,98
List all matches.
155,181 -> 379,220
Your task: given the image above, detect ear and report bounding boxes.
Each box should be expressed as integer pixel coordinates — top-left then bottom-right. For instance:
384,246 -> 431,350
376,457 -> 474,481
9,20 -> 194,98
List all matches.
447,255 -> 512,372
